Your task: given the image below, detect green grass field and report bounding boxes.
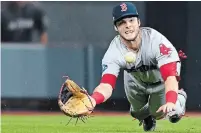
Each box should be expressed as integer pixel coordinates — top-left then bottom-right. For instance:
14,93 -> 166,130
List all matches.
2,114 -> 201,133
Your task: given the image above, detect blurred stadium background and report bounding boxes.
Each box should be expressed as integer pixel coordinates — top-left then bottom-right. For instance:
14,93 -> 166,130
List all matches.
1,1 -> 201,113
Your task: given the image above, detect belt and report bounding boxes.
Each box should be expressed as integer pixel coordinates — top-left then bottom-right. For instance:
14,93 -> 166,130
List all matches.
143,81 -> 162,86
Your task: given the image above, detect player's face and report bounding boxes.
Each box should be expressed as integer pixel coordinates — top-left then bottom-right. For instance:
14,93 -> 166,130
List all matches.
116,17 -> 140,41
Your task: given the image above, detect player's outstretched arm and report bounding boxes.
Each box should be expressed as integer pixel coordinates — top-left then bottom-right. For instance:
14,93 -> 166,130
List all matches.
154,33 -> 182,113
93,40 -> 120,105
91,83 -> 113,104
157,75 -> 179,113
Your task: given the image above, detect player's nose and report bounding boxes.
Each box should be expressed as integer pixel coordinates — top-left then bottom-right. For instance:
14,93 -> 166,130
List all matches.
125,21 -> 132,28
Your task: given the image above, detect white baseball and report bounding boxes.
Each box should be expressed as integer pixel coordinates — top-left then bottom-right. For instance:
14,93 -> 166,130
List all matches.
124,52 -> 137,63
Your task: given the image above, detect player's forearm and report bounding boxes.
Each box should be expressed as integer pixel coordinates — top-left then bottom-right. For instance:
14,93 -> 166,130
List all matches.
165,76 -> 179,93
165,76 -> 179,104
91,83 -> 113,104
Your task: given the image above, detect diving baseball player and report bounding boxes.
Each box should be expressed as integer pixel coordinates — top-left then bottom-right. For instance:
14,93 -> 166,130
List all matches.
90,2 -> 187,131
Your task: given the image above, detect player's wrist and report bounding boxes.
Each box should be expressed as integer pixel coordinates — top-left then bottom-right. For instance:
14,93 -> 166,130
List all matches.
166,90 -> 178,104
91,92 -> 105,104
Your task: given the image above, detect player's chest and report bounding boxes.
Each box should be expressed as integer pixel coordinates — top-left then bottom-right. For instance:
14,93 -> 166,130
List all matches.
118,48 -> 157,72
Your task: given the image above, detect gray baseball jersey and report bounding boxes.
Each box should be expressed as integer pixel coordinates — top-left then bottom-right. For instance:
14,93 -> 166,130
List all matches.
102,27 -> 180,85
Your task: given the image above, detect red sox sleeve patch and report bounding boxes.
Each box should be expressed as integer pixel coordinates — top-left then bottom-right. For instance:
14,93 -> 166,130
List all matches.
159,44 -> 172,56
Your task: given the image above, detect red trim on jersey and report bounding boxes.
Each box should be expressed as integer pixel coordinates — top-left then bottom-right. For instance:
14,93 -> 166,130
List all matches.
159,62 -> 180,81
166,91 -> 178,104
100,74 -> 117,89
91,92 -> 105,104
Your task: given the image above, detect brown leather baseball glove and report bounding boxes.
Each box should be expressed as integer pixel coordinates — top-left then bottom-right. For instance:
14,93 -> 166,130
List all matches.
58,77 -> 96,118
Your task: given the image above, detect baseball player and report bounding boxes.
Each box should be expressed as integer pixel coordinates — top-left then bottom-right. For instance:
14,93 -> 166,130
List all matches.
89,2 -> 187,131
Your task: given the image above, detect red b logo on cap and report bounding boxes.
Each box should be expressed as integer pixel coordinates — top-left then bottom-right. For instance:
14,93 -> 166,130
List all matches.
120,3 -> 127,12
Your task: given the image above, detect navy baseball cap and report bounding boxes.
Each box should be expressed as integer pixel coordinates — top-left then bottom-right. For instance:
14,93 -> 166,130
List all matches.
112,2 -> 139,24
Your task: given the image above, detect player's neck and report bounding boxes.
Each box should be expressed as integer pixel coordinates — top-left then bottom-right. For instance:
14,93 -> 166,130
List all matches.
123,30 -> 142,52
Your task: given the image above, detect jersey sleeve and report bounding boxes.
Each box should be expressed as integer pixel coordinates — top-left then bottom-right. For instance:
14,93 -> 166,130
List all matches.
102,57 -> 120,77
153,33 -> 181,81
100,46 -> 121,88
155,36 -> 180,67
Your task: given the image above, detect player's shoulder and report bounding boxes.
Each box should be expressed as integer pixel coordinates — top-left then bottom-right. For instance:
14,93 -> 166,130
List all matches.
102,35 -> 121,61
108,35 -> 121,47
106,35 -> 121,52
141,27 -> 166,45
141,27 -> 164,37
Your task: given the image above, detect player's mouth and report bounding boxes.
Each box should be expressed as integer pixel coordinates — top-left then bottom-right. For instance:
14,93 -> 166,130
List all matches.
125,30 -> 134,34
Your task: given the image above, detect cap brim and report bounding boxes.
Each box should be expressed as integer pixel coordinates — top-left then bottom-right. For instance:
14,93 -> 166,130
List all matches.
114,13 -> 139,24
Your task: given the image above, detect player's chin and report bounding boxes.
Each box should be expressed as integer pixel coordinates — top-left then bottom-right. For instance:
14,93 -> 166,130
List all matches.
122,33 -> 136,41
124,36 -> 136,41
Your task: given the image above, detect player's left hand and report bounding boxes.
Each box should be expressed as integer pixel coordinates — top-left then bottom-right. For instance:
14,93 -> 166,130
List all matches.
58,77 -> 96,118
156,102 -> 176,113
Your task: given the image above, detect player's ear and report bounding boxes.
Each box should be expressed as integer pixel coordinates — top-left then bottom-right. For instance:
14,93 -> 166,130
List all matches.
138,18 -> 141,27
114,25 -> 118,31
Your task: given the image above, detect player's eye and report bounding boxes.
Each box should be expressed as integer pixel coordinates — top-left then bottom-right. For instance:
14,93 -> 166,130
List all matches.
130,18 -> 135,22
116,20 -> 125,26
